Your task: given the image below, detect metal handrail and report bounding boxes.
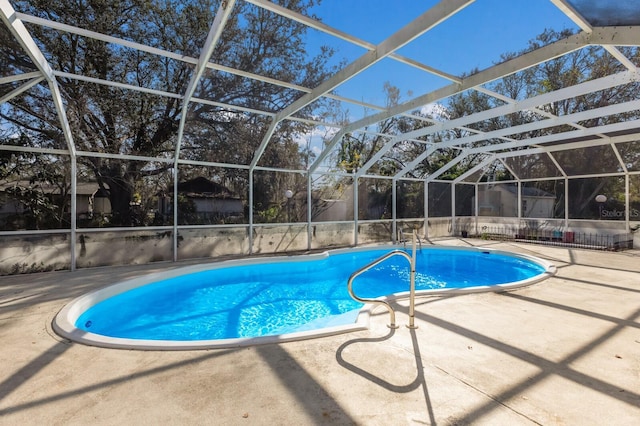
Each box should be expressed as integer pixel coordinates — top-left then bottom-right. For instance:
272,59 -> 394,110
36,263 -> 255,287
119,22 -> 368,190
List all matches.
347,239 -> 418,329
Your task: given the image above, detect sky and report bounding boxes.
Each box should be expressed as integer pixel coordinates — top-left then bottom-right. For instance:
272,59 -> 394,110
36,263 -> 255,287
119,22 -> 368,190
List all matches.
304,0 -> 580,112
286,0 -> 585,166
2,0 -> 619,168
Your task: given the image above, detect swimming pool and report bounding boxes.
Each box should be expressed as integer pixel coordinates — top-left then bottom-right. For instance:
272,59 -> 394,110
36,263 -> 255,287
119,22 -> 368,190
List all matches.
53,245 -> 555,350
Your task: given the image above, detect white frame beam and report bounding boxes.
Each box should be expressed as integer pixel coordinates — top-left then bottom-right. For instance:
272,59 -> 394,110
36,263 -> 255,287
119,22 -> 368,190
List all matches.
171,0 -> 237,261
1,0 -> 78,269
2,0 -> 640,267
253,0 -> 474,170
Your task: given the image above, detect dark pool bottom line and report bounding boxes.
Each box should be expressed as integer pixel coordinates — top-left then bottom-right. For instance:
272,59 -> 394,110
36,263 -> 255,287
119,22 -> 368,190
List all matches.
52,245 -> 556,350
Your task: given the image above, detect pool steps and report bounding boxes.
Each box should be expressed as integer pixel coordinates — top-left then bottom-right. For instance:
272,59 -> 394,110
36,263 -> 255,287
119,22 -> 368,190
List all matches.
398,228 -> 423,250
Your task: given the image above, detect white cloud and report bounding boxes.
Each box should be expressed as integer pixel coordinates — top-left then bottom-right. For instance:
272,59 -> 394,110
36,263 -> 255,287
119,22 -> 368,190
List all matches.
293,133 -> 308,147
420,103 -> 449,120
293,125 -> 340,148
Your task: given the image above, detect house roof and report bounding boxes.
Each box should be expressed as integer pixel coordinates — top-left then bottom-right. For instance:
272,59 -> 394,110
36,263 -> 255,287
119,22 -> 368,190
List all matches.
176,177 -> 239,200
0,180 -> 107,196
502,184 -> 555,198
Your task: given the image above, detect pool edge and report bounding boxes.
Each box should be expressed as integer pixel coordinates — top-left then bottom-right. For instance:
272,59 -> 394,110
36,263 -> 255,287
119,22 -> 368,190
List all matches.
52,244 -> 556,351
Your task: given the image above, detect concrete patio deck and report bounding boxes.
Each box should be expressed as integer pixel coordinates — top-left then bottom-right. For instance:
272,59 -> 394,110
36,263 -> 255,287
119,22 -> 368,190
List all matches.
1,239 -> 639,425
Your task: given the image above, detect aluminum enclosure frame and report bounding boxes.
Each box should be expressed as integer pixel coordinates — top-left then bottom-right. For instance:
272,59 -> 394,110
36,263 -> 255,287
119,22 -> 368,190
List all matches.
2,0 -> 640,270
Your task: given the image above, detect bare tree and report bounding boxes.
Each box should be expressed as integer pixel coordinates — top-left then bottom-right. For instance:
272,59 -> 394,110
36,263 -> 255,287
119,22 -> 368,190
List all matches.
2,0 -> 335,225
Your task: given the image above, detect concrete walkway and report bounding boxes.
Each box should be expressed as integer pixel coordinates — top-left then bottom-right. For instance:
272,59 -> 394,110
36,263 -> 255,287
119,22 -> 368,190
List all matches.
0,240 -> 639,425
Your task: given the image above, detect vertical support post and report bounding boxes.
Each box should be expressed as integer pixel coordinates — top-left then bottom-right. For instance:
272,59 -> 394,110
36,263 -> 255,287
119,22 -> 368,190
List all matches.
172,165 -> 178,262
392,179 -> 397,243
307,172 -> 312,251
424,180 -> 429,239
70,156 -> 77,271
248,170 -> 254,254
353,174 -> 359,246
564,177 -> 569,229
517,181 -> 522,218
451,182 -> 456,236
407,230 -> 418,329
169,0 -> 235,262
517,180 -> 522,238
474,183 -> 479,236
625,173 -> 630,231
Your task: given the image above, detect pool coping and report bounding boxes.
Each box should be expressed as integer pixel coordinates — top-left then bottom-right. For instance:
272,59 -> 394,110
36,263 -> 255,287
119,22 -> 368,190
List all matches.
52,244 -> 556,351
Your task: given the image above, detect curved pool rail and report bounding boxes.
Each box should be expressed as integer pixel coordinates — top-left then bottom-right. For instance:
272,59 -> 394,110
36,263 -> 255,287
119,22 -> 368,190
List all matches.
348,249 -> 413,329
53,245 -> 556,351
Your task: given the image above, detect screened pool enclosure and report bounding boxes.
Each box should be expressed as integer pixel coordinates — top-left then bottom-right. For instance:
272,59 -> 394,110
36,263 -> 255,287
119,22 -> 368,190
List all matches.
1,0 -> 640,274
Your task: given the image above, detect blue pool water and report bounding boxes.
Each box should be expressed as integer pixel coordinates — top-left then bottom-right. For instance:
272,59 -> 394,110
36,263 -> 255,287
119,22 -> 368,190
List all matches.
74,247 -> 548,342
